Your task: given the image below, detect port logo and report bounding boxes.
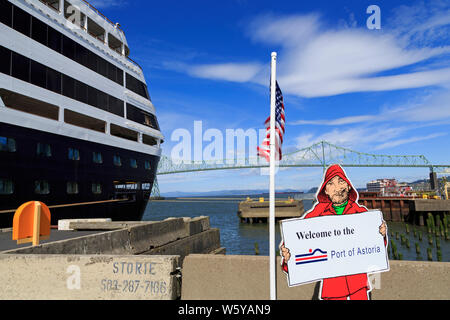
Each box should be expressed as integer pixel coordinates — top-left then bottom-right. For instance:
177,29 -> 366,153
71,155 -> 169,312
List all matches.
295,248 -> 328,265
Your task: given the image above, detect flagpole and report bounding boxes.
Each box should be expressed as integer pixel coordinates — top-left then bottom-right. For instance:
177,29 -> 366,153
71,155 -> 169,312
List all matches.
269,51 -> 277,300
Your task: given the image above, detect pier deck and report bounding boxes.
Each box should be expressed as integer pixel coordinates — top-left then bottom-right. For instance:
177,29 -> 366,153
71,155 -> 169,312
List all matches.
360,198 -> 450,225
238,199 -> 304,223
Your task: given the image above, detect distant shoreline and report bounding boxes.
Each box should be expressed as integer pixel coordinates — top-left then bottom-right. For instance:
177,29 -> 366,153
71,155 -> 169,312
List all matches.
161,190 -> 311,198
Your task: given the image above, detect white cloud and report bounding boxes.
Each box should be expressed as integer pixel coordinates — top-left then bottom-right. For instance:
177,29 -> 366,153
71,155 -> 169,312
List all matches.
293,120 -> 447,155
187,63 -> 263,83
179,3 -> 450,98
251,17 -> 450,97
246,13 -> 322,47
373,132 -> 447,150
295,125 -> 408,150
292,89 -> 450,126
293,115 -> 376,126
388,1 -> 450,46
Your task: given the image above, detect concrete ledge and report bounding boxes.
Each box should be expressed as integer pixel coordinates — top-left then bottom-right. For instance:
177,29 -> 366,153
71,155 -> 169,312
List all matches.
183,216 -> 210,236
0,254 -> 180,300
3,217 -> 222,260
3,218 -> 197,255
181,255 -> 450,300
372,260 -> 450,300
68,221 -> 148,231
411,199 -> 450,212
128,219 -> 187,254
143,228 -> 221,265
3,228 -> 132,255
58,218 -> 112,231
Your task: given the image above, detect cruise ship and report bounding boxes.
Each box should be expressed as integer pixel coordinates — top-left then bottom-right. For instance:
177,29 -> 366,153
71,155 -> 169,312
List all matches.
0,0 -> 163,227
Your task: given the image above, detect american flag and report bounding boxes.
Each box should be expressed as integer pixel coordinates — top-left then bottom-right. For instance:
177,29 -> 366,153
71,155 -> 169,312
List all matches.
257,81 -> 285,162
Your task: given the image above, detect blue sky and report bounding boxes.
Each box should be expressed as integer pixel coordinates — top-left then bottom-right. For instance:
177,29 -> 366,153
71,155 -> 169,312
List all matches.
93,0 -> 450,193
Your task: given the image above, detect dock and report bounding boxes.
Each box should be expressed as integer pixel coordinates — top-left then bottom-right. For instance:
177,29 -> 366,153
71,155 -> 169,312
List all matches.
237,198 -> 304,223
360,197 -> 450,225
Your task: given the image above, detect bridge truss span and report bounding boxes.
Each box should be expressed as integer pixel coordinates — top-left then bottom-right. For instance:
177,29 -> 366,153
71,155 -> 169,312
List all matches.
156,141 -> 449,175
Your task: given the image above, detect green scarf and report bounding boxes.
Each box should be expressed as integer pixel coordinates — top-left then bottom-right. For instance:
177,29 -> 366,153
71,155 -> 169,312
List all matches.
332,200 -> 348,215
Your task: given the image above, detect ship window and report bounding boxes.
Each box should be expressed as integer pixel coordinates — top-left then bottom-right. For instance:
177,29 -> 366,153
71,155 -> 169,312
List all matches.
67,182 -> 79,194
147,114 -> 159,130
97,90 -> 108,111
92,183 -> 102,194
75,43 -> 88,66
31,16 -> 48,46
0,46 -> 11,75
144,115 -> 152,127
62,35 -> 76,60
87,86 -> 98,108
62,74 -> 76,99
142,183 -> 151,190
110,124 -> 138,142
87,17 -> 105,43
46,68 -> 61,94
0,136 -> 16,152
1,88 -> 59,120
107,62 -> 117,82
13,5 -> 31,37
64,109 -> 106,133
0,179 -> 14,195
126,103 -> 143,124
126,73 -> 150,100
113,155 -> 122,167
108,34 -> 123,55
98,57 -> 108,77
35,180 -> 50,195
126,103 -> 159,130
86,50 -> 97,72
143,135 -> 158,146
75,80 -> 88,104
37,143 -> 52,157
116,68 -> 123,86
0,0 -> 13,27
68,148 -> 80,160
11,52 -> 30,82
40,0 -> 60,12
108,96 -> 124,117
130,158 -> 138,169
144,161 -> 151,170
47,26 -> 62,53
30,60 -> 47,89
92,152 -> 103,164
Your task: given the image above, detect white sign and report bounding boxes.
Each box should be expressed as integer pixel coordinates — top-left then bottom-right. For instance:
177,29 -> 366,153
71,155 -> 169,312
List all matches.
280,210 -> 389,287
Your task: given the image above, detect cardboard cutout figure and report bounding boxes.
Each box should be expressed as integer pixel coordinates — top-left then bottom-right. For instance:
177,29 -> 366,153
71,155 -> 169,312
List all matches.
280,164 -> 387,300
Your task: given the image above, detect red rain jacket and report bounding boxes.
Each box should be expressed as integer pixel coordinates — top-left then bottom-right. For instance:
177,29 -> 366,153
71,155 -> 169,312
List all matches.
282,164 -> 375,299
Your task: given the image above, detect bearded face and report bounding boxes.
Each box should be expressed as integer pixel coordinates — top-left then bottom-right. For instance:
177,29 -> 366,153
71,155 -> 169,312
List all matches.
324,176 -> 351,206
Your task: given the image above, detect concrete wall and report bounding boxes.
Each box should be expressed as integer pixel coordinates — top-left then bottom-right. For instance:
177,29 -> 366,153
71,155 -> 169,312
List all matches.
0,216 -> 226,300
181,254 -> 450,300
0,254 -> 180,300
3,216 -> 223,262
411,199 -> 450,212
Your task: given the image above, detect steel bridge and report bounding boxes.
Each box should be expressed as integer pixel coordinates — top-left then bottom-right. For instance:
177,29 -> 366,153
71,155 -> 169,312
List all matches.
151,140 -> 450,197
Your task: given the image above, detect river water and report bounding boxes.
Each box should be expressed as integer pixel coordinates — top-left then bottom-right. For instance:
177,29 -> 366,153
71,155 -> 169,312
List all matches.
143,194 -> 449,262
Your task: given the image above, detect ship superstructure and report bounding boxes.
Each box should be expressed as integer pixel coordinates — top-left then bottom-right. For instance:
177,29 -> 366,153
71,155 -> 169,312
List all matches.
0,0 -> 163,226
